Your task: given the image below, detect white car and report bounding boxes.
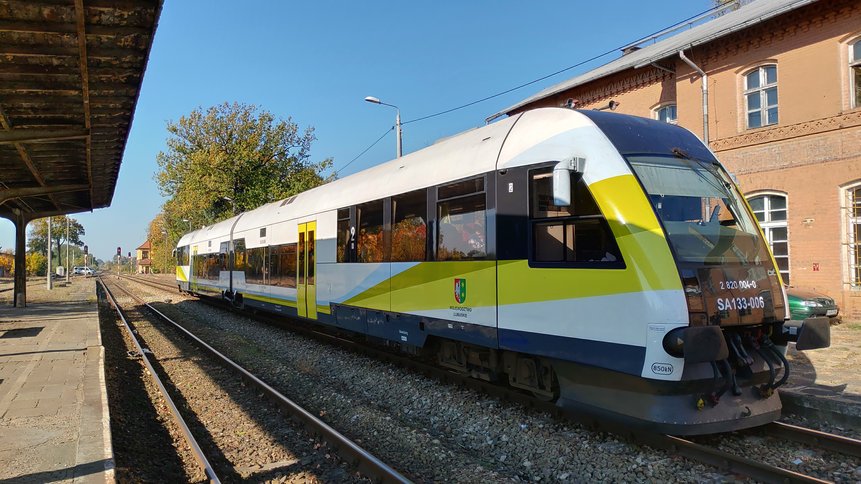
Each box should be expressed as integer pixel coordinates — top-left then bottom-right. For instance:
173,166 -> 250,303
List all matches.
81,267 -> 94,276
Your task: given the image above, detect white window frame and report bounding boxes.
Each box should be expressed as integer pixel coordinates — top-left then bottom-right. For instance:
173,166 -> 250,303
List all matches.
851,39 -> 861,109
844,182 -> 861,289
654,104 -> 677,124
744,65 -> 778,129
748,192 -> 789,284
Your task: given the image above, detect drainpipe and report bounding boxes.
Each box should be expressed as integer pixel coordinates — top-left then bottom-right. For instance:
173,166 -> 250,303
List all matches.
679,49 -> 708,145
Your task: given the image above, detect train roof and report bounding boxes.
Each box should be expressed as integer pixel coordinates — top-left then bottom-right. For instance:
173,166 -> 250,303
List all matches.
180,107 -> 677,244
232,111 -> 526,234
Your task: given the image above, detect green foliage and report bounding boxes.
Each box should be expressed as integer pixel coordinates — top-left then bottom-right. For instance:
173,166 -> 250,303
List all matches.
27,216 -> 85,269
155,102 -> 334,232
26,252 -> 47,276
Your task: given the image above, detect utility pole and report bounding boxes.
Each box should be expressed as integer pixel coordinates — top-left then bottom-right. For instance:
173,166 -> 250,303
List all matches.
65,216 -> 70,283
46,217 -> 53,290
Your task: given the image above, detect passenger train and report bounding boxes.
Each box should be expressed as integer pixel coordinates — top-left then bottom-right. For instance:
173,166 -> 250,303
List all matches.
174,108 -> 830,435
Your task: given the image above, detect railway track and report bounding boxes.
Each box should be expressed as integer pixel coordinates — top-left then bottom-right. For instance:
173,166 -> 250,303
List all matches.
121,274 -> 861,483
98,277 -> 220,483
102,275 -> 410,483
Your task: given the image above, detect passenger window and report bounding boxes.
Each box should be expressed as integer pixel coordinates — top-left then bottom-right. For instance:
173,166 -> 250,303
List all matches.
356,200 -> 385,262
529,168 -> 622,266
244,246 -> 266,285
392,189 -> 427,262
437,177 -> 486,260
269,243 -> 297,287
337,208 -> 352,262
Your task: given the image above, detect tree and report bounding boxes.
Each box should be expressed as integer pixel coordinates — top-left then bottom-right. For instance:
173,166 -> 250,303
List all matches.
27,216 -> 85,269
0,250 -> 13,277
145,212 -> 174,274
26,252 -> 47,276
155,102 -> 334,232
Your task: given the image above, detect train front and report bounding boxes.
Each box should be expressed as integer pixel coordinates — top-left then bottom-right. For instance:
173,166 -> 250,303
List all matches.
569,111 -> 830,434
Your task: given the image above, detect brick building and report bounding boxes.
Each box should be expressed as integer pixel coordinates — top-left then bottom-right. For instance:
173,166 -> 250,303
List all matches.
136,241 -> 152,274
495,0 -> 861,320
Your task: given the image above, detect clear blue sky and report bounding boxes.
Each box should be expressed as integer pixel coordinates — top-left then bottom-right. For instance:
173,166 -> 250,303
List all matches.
0,0 -> 711,261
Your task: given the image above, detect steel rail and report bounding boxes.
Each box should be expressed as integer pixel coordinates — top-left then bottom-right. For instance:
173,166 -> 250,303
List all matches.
764,421 -> 861,458
112,276 -> 411,484
119,274 -> 843,483
638,433 -> 829,484
97,277 -> 221,484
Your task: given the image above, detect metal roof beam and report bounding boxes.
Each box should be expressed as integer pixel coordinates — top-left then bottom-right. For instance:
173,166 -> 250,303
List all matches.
74,0 -> 95,211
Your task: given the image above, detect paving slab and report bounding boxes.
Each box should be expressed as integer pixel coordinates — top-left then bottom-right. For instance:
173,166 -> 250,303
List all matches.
0,278 -> 113,483
782,321 -> 861,428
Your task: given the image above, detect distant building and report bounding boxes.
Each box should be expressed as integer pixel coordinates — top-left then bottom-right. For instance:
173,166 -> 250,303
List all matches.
136,241 -> 152,274
495,0 -> 861,320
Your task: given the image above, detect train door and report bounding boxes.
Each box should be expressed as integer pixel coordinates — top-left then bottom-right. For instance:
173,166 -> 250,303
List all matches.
297,221 -> 317,320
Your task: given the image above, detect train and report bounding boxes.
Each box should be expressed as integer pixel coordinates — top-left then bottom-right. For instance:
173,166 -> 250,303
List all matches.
174,107 -> 830,435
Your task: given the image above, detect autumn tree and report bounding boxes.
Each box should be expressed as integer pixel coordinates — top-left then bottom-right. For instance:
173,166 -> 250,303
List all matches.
27,216 -> 85,269
155,102 -> 334,233
145,212 -> 175,274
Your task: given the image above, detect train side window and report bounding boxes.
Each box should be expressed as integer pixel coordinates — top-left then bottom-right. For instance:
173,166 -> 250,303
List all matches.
356,200 -> 385,262
529,168 -> 622,267
244,245 -> 267,285
437,177 -> 486,260
269,243 -> 297,288
392,189 -> 427,262
337,208 -> 352,262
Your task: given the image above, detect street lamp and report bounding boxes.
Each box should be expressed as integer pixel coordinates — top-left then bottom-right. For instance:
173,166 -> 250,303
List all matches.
364,96 -> 402,158
221,196 -> 236,215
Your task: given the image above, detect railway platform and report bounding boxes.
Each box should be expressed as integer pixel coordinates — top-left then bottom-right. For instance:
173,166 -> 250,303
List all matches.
782,322 -> 861,428
0,278 -> 113,483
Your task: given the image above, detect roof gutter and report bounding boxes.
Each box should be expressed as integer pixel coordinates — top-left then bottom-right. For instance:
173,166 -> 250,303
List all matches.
678,49 -> 708,145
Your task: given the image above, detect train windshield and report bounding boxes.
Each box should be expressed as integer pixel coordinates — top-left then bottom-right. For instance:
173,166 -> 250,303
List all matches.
628,155 -> 768,265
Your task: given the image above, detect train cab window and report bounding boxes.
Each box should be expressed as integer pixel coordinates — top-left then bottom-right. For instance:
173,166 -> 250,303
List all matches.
356,200 -> 385,263
269,243 -> 297,288
176,245 -> 189,266
392,189 -> 427,262
337,208 -> 352,262
437,177 -> 486,260
529,168 -> 622,266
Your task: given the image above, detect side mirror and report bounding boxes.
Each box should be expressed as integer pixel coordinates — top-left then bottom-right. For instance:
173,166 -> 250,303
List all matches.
553,156 -> 586,206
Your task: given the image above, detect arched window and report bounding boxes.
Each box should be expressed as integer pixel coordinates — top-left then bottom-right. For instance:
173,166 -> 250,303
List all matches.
845,183 -> 861,288
749,193 -> 789,283
851,39 -> 861,109
654,104 -> 677,124
744,65 -> 778,128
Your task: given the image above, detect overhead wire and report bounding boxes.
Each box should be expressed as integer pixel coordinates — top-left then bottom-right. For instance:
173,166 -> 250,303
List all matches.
338,2 -> 729,172
335,126 -> 393,176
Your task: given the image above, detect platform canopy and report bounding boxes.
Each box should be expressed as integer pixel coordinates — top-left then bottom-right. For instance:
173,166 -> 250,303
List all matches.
0,0 -> 162,222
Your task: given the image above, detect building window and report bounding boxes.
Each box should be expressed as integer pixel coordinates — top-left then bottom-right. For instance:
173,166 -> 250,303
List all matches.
655,104 -> 677,124
748,193 -> 789,284
744,65 -> 778,128
852,40 -> 861,108
846,184 -> 861,288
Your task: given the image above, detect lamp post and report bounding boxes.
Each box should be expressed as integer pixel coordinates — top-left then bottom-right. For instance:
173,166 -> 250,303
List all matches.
221,196 -> 236,216
161,229 -> 168,274
364,96 -> 402,158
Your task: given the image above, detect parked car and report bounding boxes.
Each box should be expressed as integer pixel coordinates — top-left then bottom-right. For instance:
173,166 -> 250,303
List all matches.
72,266 -> 83,275
80,267 -> 94,276
787,287 -> 840,324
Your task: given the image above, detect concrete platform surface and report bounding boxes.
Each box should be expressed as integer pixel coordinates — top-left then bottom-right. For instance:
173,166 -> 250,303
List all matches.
0,279 -> 113,483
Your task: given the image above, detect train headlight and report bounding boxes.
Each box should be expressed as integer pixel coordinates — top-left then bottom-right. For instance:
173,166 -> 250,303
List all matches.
662,326 -> 729,363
